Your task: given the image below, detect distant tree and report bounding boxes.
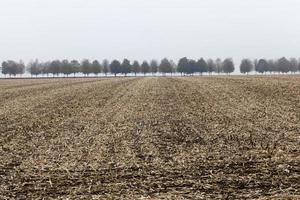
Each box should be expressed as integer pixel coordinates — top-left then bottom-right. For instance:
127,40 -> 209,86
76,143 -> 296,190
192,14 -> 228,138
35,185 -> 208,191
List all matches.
159,58 -> 172,75
102,59 -> 110,76
253,59 -> 258,73
5,57 -> 300,77
197,58 -> 208,75
207,59 -> 216,75
18,61 -> 25,76
6,61 -> 16,76
121,59 -> 131,76
255,59 -> 268,74
61,59 -> 73,77
150,60 -> 158,75
132,61 -> 140,76
91,60 -> 102,76
188,59 -> 198,75
39,62 -> 49,77
14,60 -> 24,76
70,60 -> 80,77
222,58 -> 235,74
169,60 -> 177,76
177,57 -> 189,75
289,58 -> 298,74
277,57 -> 290,73
240,59 -> 253,74
1,60 -> 25,77
49,60 -> 61,77
298,59 -> 300,73
110,60 -> 121,76
267,59 -> 277,74
215,58 -> 223,74
45,62 -> 52,77
81,59 -> 92,76
28,59 -> 41,77
1,61 -> 9,77
141,61 -> 150,76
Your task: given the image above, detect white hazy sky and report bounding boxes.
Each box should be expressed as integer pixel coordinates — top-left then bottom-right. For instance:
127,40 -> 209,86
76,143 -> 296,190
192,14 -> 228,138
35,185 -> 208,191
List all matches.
0,0 -> 300,63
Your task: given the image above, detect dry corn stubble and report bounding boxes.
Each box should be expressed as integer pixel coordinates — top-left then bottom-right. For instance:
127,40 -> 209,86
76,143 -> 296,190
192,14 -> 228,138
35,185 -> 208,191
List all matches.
0,76 -> 299,199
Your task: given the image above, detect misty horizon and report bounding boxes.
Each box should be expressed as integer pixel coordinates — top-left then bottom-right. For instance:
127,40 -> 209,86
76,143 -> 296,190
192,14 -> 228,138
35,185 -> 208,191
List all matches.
1,0 -> 300,70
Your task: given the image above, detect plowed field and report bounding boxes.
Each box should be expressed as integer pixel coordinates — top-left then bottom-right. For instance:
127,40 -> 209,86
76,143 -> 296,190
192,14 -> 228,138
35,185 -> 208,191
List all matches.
0,76 -> 299,199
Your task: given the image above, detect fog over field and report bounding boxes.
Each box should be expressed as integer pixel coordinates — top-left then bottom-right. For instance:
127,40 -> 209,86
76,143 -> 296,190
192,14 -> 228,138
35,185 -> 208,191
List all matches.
1,0 -> 300,69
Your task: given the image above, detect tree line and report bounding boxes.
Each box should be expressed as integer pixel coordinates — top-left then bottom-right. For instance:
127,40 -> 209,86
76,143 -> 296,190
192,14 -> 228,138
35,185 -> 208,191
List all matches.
1,57 -> 300,77
240,58 -> 300,74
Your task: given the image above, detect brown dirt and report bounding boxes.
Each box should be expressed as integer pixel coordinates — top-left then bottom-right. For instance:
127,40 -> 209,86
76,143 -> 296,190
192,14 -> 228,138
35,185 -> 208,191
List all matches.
0,76 -> 299,199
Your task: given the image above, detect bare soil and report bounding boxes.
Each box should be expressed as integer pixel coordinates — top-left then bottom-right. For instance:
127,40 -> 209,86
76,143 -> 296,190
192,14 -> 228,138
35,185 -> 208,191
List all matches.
0,76 -> 299,199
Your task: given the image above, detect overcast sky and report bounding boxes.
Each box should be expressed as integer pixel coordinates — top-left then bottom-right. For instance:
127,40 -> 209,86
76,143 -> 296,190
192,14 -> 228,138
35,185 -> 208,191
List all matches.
0,0 -> 300,64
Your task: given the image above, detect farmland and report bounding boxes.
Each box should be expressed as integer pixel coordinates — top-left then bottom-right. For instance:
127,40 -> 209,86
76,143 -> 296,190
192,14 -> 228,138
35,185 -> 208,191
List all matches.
0,76 -> 299,199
